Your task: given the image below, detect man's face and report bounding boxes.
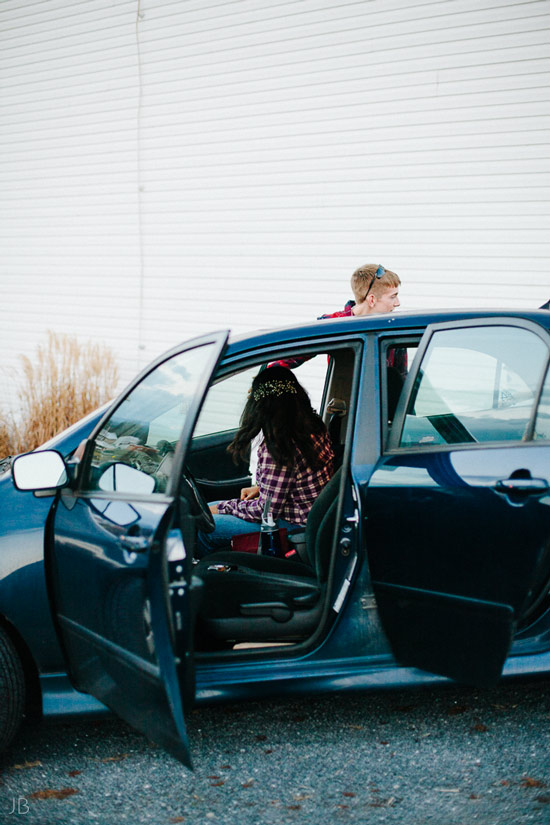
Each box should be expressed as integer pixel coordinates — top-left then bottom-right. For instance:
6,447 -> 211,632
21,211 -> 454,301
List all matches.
353,286 -> 400,315
373,286 -> 400,313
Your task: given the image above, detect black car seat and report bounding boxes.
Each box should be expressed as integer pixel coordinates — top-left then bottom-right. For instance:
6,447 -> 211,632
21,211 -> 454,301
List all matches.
194,468 -> 342,644
387,366 -> 404,424
326,398 -> 347,468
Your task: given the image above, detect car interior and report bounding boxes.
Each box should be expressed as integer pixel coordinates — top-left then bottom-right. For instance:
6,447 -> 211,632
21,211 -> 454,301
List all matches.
187,343 -> 411,653
187,347 -> 354,652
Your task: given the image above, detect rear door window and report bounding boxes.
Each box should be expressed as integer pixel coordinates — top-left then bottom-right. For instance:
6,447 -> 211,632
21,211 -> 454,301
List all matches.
397,324 -> 549,447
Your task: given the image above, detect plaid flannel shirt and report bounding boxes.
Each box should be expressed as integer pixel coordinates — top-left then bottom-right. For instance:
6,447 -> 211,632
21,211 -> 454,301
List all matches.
217,430 -> 335,526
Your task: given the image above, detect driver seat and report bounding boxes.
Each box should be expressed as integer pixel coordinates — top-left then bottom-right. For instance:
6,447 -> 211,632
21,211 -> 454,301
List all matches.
194,468 -> 342,645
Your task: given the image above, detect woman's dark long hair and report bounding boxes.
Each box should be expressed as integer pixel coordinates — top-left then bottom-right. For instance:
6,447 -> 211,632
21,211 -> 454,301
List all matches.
228,366 -> 327,470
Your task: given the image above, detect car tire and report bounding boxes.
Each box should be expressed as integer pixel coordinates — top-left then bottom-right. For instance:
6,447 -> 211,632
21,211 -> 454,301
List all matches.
0,627 -> 25,752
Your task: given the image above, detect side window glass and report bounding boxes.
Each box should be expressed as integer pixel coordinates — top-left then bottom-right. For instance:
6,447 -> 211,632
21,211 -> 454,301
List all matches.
293,355 -> 330,414
194,355 -> 330,439
534,368 -> 550,441
399,326 -> 548,447
84,343 -> 216,493
194,366 -> 259,437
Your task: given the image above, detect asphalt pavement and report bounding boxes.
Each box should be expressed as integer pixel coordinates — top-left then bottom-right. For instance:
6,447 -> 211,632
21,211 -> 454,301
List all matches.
1,677 -> 549,825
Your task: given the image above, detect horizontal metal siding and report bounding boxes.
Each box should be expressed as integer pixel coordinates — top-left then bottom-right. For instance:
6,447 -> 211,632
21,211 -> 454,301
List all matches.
135,0 -> 550,346
1,0 -> 549,417
0,0 -> 142,413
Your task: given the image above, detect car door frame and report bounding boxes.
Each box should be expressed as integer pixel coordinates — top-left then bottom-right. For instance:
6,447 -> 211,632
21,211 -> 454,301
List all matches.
193,333 -> 366,657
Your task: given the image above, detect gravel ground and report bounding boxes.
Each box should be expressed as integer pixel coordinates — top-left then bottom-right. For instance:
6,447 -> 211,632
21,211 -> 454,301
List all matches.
1,676 -> 550,825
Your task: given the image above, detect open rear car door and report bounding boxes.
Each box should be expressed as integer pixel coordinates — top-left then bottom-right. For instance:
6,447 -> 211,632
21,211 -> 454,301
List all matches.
43,331 -> 229,765
365,318 -> 550,686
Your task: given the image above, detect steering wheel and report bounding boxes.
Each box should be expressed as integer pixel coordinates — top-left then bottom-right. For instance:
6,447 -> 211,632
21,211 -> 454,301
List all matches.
181,466 -> 216,534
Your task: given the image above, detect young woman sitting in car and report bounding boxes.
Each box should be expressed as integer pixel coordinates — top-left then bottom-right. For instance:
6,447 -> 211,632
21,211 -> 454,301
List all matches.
195,366 -> 335,557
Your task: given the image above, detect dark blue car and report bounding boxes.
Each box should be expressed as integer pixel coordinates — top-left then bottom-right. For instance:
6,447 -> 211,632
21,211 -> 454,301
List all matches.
3,309 -> 550,766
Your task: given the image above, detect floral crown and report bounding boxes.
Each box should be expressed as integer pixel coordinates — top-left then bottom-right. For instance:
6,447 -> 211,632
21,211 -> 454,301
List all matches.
252,379 -> 298,401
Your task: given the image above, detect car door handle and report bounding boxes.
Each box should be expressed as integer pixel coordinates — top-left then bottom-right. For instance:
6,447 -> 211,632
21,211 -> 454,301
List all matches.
119,534 -> 151,552
495,478 -> 549,495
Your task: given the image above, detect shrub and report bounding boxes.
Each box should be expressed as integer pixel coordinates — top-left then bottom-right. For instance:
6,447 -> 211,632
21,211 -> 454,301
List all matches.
0,332 -> 119,457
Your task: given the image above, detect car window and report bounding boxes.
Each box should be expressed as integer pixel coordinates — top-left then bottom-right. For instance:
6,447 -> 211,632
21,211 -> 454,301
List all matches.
534,367 -> 550,441
398,325 -> 549,447
289,355 -> 329,413
83,343 -> 217,493
194,355 -> 330,439
194,366 -> 259,437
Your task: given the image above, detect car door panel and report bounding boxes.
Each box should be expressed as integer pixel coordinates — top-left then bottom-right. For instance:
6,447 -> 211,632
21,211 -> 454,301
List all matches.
372,582 -> 514,687
47,331 -> 229,766
365,319 -> 550,687
366,446 -> 550,686
50,493 -> 194,760
187,430 -> 251,502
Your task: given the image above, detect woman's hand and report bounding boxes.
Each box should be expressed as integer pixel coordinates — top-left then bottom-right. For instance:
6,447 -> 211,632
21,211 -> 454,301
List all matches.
209,504 -> 219,514
240,485 -> 259,501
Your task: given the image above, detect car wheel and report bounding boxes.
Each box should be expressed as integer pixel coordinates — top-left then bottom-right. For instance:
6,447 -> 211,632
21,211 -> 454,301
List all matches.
0,627 -> 25,752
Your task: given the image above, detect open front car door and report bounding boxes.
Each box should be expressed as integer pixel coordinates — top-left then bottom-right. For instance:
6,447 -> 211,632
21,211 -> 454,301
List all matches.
46,331 -> 229,765
366,318 -> 550,687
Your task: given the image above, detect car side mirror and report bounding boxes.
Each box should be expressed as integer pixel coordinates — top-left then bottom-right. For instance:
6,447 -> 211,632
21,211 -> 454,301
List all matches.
12,450 -> 68,492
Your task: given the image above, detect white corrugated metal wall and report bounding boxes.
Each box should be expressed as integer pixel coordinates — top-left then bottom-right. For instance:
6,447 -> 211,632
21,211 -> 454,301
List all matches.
1,0 -> 549,412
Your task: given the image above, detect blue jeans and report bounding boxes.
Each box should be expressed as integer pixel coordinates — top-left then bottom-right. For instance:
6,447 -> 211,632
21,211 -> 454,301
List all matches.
196,503 -> 298,558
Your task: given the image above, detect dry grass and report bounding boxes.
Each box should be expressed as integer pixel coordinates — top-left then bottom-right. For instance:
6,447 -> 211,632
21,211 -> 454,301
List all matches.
0,332 -> 119,457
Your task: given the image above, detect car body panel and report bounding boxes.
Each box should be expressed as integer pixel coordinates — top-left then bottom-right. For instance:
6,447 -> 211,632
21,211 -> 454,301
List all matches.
39,672 -> 109,717
0,409 -> 104,676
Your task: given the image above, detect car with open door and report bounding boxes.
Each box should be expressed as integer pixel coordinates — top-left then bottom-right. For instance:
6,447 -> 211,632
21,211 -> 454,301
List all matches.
6,308 -> 550,765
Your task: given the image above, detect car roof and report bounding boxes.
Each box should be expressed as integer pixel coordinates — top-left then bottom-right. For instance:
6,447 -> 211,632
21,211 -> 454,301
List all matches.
225,307 -> 550,357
